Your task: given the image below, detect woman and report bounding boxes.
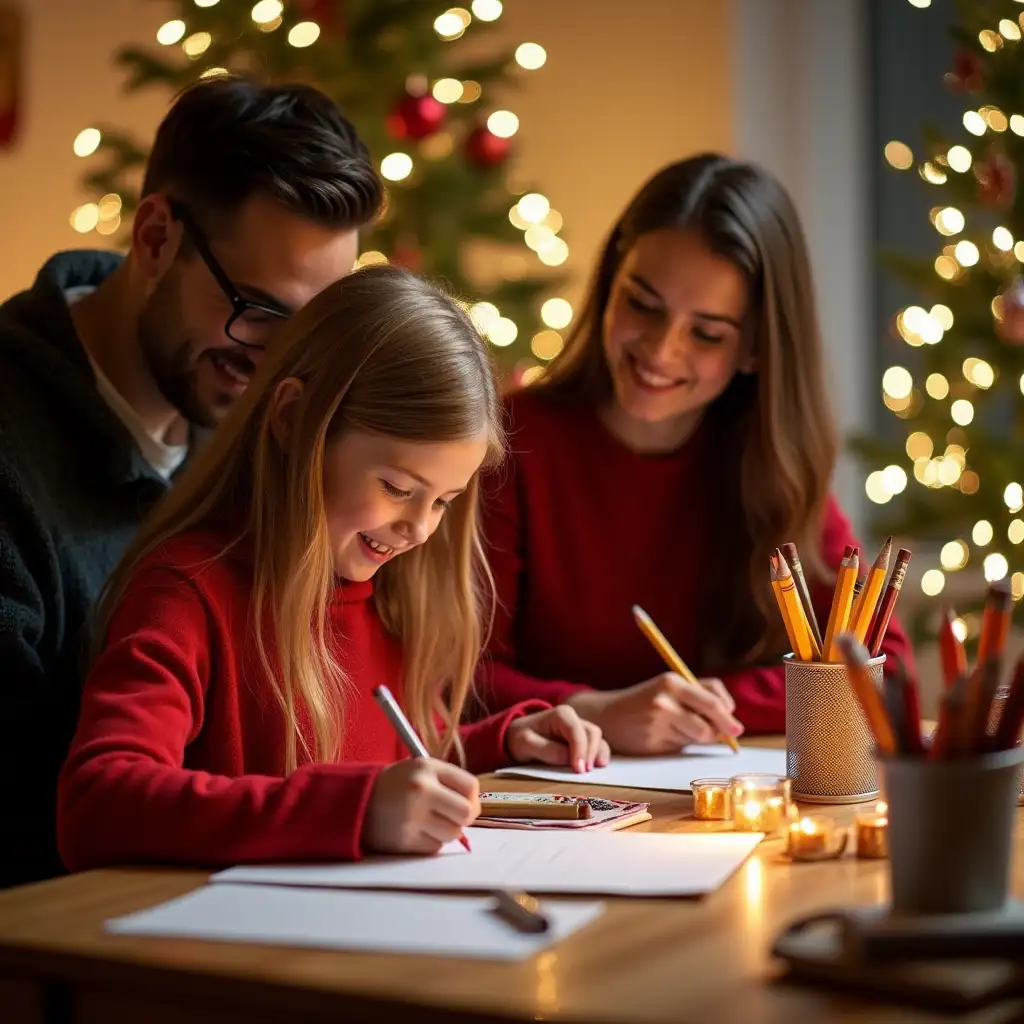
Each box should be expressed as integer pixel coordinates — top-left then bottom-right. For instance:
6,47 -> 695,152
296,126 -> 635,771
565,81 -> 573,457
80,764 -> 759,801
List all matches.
478,154 -> 914,754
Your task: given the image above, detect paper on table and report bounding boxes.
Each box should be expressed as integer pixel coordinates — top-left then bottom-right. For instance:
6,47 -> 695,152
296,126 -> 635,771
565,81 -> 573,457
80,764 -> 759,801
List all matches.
107,883 -> 603,960
215,827 -> 762,898
493,744 -> 788,793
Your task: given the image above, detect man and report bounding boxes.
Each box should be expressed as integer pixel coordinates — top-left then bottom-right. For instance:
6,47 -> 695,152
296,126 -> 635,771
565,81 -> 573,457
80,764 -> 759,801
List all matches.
0,76 -> 383,887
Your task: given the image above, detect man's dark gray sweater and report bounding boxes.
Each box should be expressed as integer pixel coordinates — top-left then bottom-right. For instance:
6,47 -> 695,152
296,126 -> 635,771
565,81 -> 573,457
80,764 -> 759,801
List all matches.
0,251 -> 173,888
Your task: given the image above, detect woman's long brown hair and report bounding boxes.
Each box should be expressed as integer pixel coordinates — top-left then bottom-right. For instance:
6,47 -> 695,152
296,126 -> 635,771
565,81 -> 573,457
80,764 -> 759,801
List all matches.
529,154 -> 837,671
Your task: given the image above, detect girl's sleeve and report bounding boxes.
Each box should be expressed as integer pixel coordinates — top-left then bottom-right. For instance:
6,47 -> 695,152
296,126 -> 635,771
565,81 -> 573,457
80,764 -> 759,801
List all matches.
457,700 -> 552,773
57,568 -> 384,871
718,495 -> 917,734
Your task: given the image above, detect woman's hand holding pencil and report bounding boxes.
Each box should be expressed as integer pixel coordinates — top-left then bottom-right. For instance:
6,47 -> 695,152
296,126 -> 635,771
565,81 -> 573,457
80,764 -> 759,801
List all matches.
565,669 -> 743,757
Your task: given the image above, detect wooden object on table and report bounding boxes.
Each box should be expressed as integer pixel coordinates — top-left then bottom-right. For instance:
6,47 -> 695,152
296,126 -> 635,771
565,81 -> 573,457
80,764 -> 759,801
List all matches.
3,735 -> 1021,1024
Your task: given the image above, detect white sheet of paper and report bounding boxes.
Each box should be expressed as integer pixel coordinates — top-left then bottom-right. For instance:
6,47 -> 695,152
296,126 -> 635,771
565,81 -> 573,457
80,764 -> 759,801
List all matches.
106,883 -> 602,961
493,744 -> 788,793
214,827 -> 762,897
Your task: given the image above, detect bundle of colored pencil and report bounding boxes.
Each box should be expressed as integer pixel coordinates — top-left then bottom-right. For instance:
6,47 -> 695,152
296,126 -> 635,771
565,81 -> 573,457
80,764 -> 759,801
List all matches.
837,581 -> 1021,760
769,539 -> 911,663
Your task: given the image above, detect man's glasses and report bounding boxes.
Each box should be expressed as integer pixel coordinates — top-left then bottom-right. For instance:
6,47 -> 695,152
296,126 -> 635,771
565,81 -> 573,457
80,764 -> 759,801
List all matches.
169,200 -> 290,350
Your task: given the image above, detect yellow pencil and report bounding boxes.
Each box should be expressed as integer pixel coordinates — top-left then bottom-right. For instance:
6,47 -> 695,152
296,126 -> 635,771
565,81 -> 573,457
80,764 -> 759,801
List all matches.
774,550 -> 820,661
849,537 -> 891,645
823,548 -> 859,663
770,559 -> 800,655
631,605 -> 741,752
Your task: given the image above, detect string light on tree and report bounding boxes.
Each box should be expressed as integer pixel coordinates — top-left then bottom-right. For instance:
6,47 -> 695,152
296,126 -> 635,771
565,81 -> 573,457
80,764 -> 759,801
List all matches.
964,110 -> 987,134
985,553 -> 1010,581
288,22 -> 320,47
434,9 -> 470,40
156,20 -> 186,45
251,0 -> 283,24
69,203 -> 99,233
73,127 -> 100,157
541,298 -> 573,330
940,539 -> 969,570
471,0 -> 502,20
515,43 -> 546,69
921,569 -> 946,596
183,32 -> 212,57
380,152 -> 413,182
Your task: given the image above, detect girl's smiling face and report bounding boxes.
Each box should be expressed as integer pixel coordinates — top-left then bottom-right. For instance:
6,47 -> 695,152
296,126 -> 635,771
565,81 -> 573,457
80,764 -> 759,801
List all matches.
321,430 -> 489,581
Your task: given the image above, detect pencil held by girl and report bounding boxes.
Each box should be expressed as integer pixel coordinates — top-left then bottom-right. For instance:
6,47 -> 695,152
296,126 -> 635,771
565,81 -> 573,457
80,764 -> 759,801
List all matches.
57,265 -> 608,872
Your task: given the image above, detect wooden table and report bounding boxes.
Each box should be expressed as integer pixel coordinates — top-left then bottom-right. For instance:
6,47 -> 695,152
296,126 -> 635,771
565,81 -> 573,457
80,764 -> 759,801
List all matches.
1,738 -> 1022,1024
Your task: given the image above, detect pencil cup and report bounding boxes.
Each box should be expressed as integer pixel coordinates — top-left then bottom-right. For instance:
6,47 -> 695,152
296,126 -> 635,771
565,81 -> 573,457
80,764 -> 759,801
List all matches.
880,747 -> 1024,915
784,654 -> 884,804
987,686 -> 1024,805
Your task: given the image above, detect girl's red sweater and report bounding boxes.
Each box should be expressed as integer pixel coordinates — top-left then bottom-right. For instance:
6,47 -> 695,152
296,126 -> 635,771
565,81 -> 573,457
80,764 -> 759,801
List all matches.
58,529 -> 546,871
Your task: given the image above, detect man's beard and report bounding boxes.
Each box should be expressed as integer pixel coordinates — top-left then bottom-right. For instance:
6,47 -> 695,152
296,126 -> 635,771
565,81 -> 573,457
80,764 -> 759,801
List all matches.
136,268 -> 247,430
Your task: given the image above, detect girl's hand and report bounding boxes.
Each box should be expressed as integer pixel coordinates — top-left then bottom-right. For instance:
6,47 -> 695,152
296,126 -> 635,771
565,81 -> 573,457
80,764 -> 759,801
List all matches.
505,705 -> 610,773
362,758 -> 480,855
565,675 -> 743,756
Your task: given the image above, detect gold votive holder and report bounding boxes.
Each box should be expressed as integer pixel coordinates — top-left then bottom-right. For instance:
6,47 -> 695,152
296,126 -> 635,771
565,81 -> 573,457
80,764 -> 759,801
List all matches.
692,778 -> 732,820
786,813 -> 848,861
730,773 -> 789,835
855,801 -> 889,859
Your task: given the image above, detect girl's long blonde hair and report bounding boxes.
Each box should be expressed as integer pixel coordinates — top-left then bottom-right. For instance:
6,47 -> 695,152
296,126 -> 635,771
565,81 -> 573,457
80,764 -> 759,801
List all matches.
95,264 -> 504,770
529,154 -> 837,672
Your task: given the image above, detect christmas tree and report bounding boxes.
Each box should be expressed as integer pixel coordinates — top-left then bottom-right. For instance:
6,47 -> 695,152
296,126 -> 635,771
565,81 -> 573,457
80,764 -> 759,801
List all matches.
68,0 -> 569,377
854,0 -> 1024,645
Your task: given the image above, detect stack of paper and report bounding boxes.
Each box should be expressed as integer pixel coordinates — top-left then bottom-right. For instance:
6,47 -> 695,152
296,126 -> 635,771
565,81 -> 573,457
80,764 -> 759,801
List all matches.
494,744 -> 788,793
106,808 -> 765,960
216,827 -> 763,898
107,884 -> 603,960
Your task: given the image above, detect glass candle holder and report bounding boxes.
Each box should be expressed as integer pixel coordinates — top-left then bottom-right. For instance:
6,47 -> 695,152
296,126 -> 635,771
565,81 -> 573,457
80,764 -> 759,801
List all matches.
786,813 -> 848,861
692,778 -> 732,820
730,773 -> 788,834
855,800 -> 889,859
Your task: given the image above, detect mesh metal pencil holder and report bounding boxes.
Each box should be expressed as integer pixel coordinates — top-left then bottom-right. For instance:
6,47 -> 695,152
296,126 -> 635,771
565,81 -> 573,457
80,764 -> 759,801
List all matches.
784,653 -> 885,804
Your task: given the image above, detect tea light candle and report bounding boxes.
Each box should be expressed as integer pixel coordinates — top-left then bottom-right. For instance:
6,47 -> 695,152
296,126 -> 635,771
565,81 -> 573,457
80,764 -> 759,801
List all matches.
787,814 -> 846,861
692,778 -> 732,820
855,801 -> 888,859
730,774 -> 788,834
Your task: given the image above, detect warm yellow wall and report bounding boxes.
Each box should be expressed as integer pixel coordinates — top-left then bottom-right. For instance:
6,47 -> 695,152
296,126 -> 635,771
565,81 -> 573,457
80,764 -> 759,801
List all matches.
0,0 -> 733,304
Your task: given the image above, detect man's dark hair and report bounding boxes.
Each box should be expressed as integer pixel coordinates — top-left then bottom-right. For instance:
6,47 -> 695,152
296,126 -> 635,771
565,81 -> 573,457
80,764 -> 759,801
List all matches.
141,75 -> 383,231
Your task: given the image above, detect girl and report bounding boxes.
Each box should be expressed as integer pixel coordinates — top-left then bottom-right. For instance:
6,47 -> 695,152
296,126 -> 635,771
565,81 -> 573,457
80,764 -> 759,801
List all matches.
479,154 -> 915,754
57,264 -> 608,870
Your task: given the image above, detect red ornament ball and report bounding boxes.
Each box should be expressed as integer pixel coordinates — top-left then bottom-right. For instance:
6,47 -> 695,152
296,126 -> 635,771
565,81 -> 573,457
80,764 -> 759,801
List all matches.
996,280 -> 1024,345
387,93 -> 446,141
465,126 -> 510,168
945,48 -> 984,93
977,150 -> 1016,209
391,237 -> 422,272
296,0 -> 342,35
